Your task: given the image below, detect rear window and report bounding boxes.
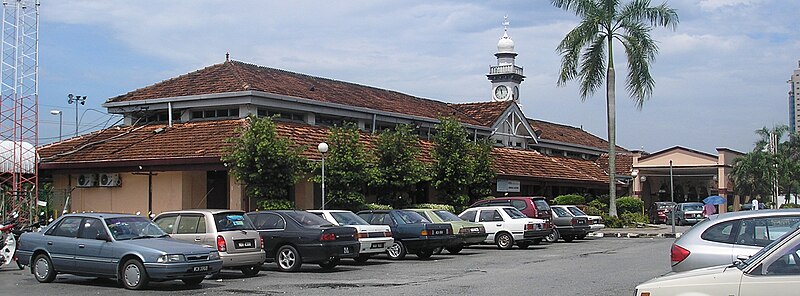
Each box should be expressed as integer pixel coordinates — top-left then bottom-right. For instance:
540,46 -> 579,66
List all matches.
433,210 -> 463,222
213,213 -> 255,231
395,210 -> 430,224
330,211 -> 369,226
287,211 -> 334,227
533,199 -> 550,211
701,220 -> 737,243
683,204 -> 703,211
567,206 -> 587,216
552,207 -> 571,217
503,208 -> 527,219
459,210 -> 477,222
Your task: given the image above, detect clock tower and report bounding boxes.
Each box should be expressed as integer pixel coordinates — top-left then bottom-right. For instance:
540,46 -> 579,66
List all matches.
488,17 -> 525,103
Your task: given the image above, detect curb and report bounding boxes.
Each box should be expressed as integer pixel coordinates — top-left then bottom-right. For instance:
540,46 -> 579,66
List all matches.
591,232 -> 682,239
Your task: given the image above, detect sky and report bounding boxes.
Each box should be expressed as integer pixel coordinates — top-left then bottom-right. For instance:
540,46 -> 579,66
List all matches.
35,0 -> 800,154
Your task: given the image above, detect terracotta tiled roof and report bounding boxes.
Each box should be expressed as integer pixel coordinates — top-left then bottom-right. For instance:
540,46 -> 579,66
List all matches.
595,153 -> 634,176
491,147 -> 606,183
448,101 -> 513,127
528,119 -> 628,152
107,60 -> 483,126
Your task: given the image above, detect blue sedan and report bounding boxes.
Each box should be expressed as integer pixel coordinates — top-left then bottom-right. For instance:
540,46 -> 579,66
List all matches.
17,213 -> 223,290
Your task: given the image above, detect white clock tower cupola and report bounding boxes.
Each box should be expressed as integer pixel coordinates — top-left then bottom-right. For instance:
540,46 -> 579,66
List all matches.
488,16 -> 525,103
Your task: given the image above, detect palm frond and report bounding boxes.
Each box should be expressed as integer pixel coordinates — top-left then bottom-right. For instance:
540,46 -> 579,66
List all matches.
578,35 -> 607,99
619,0 -> 679,29
618,22 -> 657,107
556,18 -> 601,86
551,0 -> 599,18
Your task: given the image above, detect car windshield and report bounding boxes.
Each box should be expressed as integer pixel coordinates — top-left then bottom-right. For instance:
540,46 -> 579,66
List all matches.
329,211 -> 369,226
567,206 -> 587,216
552,207 -> 572,217
287,211 -> 334,227
657,203 -> 675,209
395,210 -> 430,224
533,199 -> 550,211
433,210 -> 463,222
213,212 -> 255,231
737,228 -> 800,270
683,204 -> 703,211
105,216 -> 167,240
503,208 -> 528,219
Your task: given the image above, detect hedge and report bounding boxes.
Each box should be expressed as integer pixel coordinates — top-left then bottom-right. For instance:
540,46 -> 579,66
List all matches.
412,203 -> 456,213
256,199 -> 295,210
553,194 -> 586,205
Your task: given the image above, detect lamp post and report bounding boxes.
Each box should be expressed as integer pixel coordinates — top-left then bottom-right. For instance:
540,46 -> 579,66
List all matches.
50,110 -> 62,141
318,142 -> 328,210
67,94 -> 86,137
669,160 -> 675,234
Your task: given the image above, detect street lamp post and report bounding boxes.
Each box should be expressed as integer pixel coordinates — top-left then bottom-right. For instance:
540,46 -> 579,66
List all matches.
67,94 -> 86,137
318,142 -> 329,210
50,110 -> 62,141
670,160 -> 675,234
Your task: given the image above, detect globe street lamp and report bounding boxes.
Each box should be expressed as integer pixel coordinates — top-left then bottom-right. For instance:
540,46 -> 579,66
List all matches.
67,93 -> 86,137
318,142 -> 329,210
50,110 -> 62,141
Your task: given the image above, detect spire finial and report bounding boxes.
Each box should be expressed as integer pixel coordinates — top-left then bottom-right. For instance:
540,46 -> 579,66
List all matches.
225,52 -> 230,62
502,15 -> 509,33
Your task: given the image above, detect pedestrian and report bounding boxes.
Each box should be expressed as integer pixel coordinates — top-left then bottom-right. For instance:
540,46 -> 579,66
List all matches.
752,199 -> 759,211
702,201 -> 716,217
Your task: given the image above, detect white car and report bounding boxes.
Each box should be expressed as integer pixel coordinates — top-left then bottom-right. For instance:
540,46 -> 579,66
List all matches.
458,206 -> 550,249
308,210 -> 393,263
635,227 -> 800,296
553,205 -> 605,233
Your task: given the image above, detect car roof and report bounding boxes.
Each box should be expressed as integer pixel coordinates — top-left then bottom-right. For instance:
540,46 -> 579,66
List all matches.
158,209 -> 246,215
306,210 -> 351,213
465,206 -> 516,211
708,209 -> 800,222
60,212 -> 142,219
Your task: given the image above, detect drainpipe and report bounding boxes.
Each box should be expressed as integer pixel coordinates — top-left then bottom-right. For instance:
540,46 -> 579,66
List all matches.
168,102 -> 173,127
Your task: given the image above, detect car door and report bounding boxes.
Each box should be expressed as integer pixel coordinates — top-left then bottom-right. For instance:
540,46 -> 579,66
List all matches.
249,213 -> 285,256
479,209 -> 504,241
74,217 -> 115,276
739,241 -> 800,295
44,216 -> 82,272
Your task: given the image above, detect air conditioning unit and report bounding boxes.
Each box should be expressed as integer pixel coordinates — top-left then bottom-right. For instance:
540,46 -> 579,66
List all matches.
77,174 -> 98,187
98,173 -> 121,187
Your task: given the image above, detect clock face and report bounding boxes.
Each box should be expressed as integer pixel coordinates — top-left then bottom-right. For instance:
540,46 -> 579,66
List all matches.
495,85 -> 509,100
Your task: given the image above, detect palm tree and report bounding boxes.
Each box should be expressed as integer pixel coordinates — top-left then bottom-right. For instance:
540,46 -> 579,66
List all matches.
551,0 -> 678,216
730,151 -> 773,204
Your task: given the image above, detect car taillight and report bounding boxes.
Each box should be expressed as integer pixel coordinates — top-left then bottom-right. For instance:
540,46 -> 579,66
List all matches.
260,236 -> 264,250
684,213 -> 693,218
420,230 -> 429,236
320,233 -> 337,241
356,233 -> 368,240
525,223 -> 534,230
671,244 -> 690,265
571,218 -> 578,225
384,231 -> 392,237
216,235 -> 226,252
459,228 -> 469,234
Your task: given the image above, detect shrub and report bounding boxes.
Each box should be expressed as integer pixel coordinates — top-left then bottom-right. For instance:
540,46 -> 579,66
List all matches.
361,203 -> 393,210
584,205 -> 604,216
616,196 -> 644,214
781,203 -> 800,208
257,199 -> 295,210
602,214 -> 623,228
553,194 -> 586,205
620,212 -> 648,226
588,199 -> 608,213
412,203 -> 456,213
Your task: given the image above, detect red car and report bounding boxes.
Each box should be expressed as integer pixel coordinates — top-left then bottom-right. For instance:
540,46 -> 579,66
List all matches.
650,201 -> 677,224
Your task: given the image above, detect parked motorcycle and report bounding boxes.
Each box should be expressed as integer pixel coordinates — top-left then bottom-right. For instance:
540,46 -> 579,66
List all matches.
0,213 -> 22,270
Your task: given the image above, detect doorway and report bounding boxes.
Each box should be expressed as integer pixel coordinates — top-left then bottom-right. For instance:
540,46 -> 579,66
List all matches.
206,171 -> 229,209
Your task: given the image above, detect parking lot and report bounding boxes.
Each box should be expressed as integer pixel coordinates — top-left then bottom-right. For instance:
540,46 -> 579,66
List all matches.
0,237 -> 673,296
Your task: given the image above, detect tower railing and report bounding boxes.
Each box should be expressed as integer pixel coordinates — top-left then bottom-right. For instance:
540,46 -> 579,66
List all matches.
489,64 -> 523,76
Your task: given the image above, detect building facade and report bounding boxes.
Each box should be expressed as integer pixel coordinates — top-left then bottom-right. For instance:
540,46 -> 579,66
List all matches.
790,60 -> 800,133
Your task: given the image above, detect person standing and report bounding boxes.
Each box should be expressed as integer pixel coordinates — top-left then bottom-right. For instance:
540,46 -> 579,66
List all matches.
752,199 -> 759,211
702,202 -> 716,217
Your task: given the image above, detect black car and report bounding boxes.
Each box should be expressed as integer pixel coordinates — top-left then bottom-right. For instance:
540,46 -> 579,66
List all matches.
246,210 -> 360,272
356,210 -> 455,260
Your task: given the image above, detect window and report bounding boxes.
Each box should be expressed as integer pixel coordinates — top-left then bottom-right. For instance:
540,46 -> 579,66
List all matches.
369,213 -> 394,225
395,211 -> 430,224
250,213 -> 285,230
258,108 -> 305,122
433,210 -> 462,222
503,208 -> 527,219
144,111 -> 180,123
459,210 -> 477,222
701,220 -> 737,244
191,108 -> 240,120
286,211 -> 332,227
765,240 -> 800,275
737,217 -> 800,247
511,200 -> 527,211
154,215 -> 177,233
479,210 -> 503,222
552,207 -> 571,217
50,217 -> 82,237
330,211 -> 369,226
213,213 -> 255,231
78,218 -> 107,239
177,215 -> 206,234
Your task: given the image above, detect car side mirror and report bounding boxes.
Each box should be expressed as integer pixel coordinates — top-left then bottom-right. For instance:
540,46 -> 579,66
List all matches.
736,254 -> 751,262
97,232 -> 111,242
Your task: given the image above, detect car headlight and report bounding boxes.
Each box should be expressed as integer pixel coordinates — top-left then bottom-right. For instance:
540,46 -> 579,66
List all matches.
156,254 -> 185,263
208,251 -> 220,260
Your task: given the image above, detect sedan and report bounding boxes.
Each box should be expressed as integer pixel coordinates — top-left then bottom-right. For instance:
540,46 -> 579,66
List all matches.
247,210 -> 360,272
409,209 -> 487,254
667,202 -> 704,226
16,213 -> 222,290
357,210 -> 454,260
308,210 -> 393,263
636,225 -> 800,296
670,209 -> 800,272
459,206 -> 549,249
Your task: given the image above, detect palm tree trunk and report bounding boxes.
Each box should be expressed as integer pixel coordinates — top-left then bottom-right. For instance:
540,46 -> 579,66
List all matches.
607,35 -> 618,217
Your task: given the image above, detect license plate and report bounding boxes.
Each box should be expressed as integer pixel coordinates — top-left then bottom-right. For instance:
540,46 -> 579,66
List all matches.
471,228 -> 481,232
343,246 -> 351,254
235,239 -> 254,249
192,265 -> 208,272
433,230 -> 444,235
695,214 -> 702,218
370,242 -> 384,249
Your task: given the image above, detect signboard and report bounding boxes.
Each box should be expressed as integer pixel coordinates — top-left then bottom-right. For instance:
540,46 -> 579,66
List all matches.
496,179 -> 520,193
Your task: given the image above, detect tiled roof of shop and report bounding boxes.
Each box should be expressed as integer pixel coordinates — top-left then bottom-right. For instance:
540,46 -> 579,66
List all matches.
448,101 -> 513,127
528,119 -> 628,152
596,153 -> 634,176
491,147 -> 606,183
106,60 -> 483,126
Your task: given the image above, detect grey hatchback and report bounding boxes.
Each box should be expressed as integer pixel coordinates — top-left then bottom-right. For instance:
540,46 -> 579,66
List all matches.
671,209 -> 800,272
16,213 -> 222,290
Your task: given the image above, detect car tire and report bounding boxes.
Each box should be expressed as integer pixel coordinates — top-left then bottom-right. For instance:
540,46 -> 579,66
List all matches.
517,242 -> 530,249
181,276 -> 204,286
318,258 -> 339,270
445,245 -> 463,254
276,245 -> 302,272
433,247 -> 443,255
386,241 -> 406,260
353,254 -> 370,264
532,238 -> 542,245
545,229 -> 560,243
562,235 -> 575,243
495,232 -> 514,250
415,249 -> 434,259
32,254 -> 56,283
240,264 -> 261,276
577,234 -> 587,240
121,259 -> 149,290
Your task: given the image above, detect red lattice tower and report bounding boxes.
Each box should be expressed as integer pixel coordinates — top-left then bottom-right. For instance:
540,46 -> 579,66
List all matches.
0,0 -> 38,224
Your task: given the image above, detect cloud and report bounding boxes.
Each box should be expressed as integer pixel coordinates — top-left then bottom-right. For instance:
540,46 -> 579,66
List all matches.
698,0 -> 762,10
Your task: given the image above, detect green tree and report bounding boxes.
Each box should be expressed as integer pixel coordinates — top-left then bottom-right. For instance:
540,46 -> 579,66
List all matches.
222,115 -> 308,204
730,151 -> 773,203
373,124 -> 428,208
467,138 -> 496,203
431,117 -> 472,209
319,123 -> 376,210
551,0 -> 678,216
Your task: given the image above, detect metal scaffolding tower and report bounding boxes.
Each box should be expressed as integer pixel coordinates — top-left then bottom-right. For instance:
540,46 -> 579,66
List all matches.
0,0 -> 38,224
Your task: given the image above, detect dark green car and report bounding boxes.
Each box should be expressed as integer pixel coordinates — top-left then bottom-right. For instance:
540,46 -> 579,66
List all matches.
408,209 -> 487,254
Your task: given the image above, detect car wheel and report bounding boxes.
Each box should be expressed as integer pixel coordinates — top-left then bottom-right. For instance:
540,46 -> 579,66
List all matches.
544,229 -> 560,243
415,249 -> 434,259
276,245 -> 302,272
495,232 -> 514,250
517,242 -> 530,249
445,245 -> 463,254
386,241 -> 406,260
562,235 -> 575,243
432,247 -> 443,255
33,254 -> 56,283
318,258 -> 340,270
181,276 -> 204,286
121,259 -> 149,290
532,238 -> 542,245
240,264 -> 261,276
577,234 -> 587,240
353,254 -> 370,264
